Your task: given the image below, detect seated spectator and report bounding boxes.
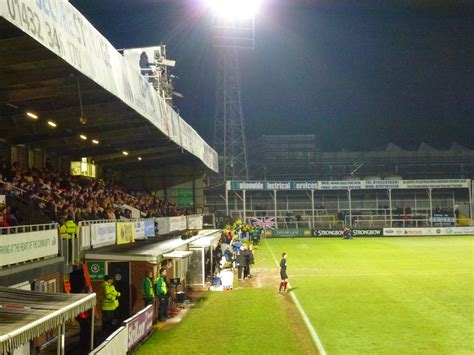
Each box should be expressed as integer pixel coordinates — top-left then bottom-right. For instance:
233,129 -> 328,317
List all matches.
7,207 -> 19,226
1,162 -> 187,225
0,206 -> 9,228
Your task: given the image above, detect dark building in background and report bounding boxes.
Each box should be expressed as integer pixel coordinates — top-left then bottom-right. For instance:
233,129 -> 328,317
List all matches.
248,136 -> 474,180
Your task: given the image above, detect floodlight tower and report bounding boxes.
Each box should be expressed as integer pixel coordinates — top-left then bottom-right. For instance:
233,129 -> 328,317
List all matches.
208,0 -> 261,182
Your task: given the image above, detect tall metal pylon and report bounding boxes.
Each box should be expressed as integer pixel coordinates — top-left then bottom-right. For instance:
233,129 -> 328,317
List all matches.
213,48 -> 248,181
212,17 -> 254,182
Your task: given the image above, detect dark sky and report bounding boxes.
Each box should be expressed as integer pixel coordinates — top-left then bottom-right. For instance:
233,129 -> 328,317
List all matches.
71,0 -> 473,151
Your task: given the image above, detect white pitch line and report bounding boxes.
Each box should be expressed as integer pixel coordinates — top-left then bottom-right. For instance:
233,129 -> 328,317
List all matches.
290,271 -> 472,278
266,240 -> 327,355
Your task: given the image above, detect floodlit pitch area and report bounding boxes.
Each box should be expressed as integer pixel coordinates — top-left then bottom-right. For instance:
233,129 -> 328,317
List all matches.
264,236 -> 474,354
136,237 -> 473,354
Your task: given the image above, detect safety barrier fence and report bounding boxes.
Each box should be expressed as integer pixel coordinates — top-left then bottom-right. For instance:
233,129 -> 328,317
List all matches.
1,215 -> 205,268
0,223 -> 59,268
235,208 -> 462,228
90,305 -> 153,355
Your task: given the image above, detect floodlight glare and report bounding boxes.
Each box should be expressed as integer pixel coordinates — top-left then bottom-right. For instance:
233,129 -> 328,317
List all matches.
207,0 -> 262,20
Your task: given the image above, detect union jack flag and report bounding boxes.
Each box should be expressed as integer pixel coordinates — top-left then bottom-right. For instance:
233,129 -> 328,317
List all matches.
250,217 -> 276,229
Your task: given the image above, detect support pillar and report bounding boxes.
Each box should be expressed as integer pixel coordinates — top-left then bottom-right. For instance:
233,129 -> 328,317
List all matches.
90,308 -> 95,351
388,189 -> 393,227
243,190 -> 247,225
225,184 -> 229,217
469,185 -> 473,221
274,190 -> 277,228
348,189 -> 352,226
429,188 -> 433,226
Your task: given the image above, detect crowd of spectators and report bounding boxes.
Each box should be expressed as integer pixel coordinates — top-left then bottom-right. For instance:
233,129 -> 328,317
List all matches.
217,221 -> 260,280
0,157 -> 189,226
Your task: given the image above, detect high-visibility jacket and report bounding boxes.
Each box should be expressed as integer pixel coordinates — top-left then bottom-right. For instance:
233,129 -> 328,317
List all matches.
155,276 -> 167,297
143,277 -> 155,299
60,220 -> 77,239
101,282 -> 120,311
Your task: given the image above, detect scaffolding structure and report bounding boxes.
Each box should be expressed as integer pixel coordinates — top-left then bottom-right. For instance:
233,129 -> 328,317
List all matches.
247,138 -> 474,181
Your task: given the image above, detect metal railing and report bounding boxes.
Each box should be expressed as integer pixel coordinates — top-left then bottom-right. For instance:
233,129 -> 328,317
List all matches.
0,222 -> 58,235
343,217 -> 431,228
239,213 -> 338,229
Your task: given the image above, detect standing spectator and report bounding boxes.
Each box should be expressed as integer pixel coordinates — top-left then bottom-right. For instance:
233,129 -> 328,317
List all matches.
143,271 -> 155,307
245,244 -> 254,279
251,227 -> 261,245
155,268 -> 169,322
60,214 -> 78,263
236,247 -> 248,280
101,275 -> 121,332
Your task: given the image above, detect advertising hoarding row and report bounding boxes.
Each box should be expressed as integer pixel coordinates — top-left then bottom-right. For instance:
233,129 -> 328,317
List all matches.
80,220 -> 155,249
265,227 -> 474,238
228,179 -> 471,191
383,226 -> 474,236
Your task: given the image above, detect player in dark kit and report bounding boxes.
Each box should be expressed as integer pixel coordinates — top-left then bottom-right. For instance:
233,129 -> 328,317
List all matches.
279,252 -> 288,293
342,225 -> 353,239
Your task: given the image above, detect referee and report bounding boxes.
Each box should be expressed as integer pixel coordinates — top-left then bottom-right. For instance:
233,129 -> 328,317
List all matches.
279,252 -> 288,293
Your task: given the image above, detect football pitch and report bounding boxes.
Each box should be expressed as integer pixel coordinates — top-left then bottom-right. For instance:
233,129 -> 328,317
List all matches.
137,236 -> 473,354
263,236 -> 474,354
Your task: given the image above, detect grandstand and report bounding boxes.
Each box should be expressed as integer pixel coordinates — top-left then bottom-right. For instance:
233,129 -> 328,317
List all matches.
0,2 -> 219,354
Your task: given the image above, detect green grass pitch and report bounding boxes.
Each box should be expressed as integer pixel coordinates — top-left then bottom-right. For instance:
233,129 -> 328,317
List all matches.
263,236 -> 474,354
136,236 -> 473,354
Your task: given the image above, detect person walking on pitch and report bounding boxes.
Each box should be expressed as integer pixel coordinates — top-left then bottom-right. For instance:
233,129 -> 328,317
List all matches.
279,252 -> 288,293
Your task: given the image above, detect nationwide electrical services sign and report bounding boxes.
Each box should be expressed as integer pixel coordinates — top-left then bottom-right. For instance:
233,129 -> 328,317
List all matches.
227,179 -> 470,191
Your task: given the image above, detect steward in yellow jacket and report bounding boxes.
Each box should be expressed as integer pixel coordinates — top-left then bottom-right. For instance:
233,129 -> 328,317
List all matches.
143,271 -> 155,307
60,215 -> 78,239
156,268 -> 169,322
101,275 -> 121,331
60,215 -> 78,263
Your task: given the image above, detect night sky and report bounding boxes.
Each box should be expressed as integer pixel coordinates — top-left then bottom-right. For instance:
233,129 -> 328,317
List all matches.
71,0 -> 473,151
